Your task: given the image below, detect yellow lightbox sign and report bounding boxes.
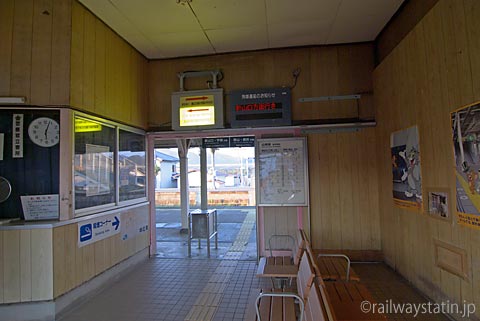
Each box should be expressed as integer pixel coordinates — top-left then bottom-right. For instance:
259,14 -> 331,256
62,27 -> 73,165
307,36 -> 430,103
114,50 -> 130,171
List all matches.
179,94 -> 215,127
75,119 -> 102,132
179,105 -> 215,126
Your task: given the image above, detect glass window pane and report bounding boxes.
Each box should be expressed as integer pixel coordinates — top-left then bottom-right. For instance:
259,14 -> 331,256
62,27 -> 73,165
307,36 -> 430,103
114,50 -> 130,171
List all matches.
74,117 -> 116,210
119,130 -> 146,202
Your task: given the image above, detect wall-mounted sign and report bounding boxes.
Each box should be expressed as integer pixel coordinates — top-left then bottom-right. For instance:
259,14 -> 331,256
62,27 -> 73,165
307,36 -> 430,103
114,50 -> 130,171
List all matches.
20,194 -> 59,221
75,118 -> 102,132
202,136 -> 255,148
179,95 -> 215,126
229,88 -> 291,128
12,114 -> 24,158
172,88 -> 224,131
121,210 -> 149,241
257,138 -> 308,206
202,137 -> 230,148
231,136 -> 255,147
78,213 -> 121,247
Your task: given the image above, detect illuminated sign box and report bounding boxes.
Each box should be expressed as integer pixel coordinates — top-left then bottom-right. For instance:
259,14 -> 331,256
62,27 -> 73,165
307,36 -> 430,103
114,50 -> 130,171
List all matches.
229,87 -> 292,128
75,118 -> 102,132
171,89 -> 224,131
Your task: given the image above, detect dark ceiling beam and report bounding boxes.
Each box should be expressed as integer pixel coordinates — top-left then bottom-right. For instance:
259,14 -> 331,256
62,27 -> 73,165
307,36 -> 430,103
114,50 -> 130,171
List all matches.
374,0 -> 440,65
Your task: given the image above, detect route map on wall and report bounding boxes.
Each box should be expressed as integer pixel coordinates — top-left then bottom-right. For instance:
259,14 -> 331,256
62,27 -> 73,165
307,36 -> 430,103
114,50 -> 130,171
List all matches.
257,138 -> 308,206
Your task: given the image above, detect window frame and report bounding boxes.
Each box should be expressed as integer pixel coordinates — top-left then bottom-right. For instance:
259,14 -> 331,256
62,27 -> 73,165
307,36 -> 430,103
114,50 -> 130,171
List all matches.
73,112 -> 147,217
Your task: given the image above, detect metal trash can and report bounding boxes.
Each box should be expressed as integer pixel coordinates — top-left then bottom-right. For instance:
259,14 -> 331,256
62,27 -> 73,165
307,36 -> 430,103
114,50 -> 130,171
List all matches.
188,209 -> 218,257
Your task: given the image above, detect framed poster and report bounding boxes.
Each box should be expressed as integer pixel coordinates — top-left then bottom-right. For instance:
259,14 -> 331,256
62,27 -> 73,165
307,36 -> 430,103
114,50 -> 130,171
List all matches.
256,137 -> 308,206
451,101 -> 480,230
425,187 -> 451,222
390,126 -> 422,211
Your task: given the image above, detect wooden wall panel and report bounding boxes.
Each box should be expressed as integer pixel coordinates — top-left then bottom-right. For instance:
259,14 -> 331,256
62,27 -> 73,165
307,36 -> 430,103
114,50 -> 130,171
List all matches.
50,0 -> 72,105
3,230 -> 20,303
53,226 -> 66,297
0,0 -> 71,105
30,229 -> 53,301
69,1 -> 149,128
19,230 -> 32,302
374,0 -> 480,319
308,128 -> 381,251
51,205 -> 150,299
0,0 -> 15,96
31,0 -> 53,105
10,0 -> 34,99
70,0 -> 84,108
147,44 -> 374,129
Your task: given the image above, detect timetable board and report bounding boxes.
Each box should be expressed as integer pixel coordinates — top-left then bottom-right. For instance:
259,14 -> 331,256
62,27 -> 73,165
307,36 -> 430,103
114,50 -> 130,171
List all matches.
257,138 -> 308,206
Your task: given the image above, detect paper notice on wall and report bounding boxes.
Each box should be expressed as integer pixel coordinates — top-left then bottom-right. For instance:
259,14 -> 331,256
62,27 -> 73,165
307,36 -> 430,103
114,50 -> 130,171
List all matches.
120,210 -> 149,241
20,194 -> 59,221
12,114 -> 23,158
0,133 -> 4,161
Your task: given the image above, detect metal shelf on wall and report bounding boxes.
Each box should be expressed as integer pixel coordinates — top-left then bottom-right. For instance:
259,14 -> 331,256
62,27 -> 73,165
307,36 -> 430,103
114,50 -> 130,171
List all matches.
147,119 -> 376,139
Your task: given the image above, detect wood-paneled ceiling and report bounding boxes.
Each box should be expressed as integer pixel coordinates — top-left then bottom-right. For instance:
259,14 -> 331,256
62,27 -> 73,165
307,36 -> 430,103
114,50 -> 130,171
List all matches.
79,0 -> 404,59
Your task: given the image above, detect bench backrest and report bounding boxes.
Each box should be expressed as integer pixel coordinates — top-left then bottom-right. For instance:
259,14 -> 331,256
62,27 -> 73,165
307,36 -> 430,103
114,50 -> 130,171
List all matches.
300,230 -> 337,321
300,229 -> 322,276
305,282 -> 327,321
297,252 -> 315,302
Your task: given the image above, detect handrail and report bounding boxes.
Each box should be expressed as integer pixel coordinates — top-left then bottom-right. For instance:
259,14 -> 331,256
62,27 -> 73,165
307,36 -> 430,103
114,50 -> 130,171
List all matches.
318,253 -> 351,282
255,292 -> 304,321
267,234 -> 296,257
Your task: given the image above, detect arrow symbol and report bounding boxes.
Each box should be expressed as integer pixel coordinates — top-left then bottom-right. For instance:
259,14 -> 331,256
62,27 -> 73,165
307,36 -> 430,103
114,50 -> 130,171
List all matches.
187,108 -> 209,112
186,96 -> 208,101
112,216 -> 120,230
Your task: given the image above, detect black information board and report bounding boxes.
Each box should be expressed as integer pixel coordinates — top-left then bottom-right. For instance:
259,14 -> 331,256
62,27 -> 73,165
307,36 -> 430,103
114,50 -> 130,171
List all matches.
229,87 -> 292,128
202,136 -> 255,148
0,109 -> 60,219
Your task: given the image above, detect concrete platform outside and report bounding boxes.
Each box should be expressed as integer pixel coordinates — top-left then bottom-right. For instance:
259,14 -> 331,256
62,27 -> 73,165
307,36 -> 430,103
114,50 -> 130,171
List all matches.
155,206 -> 257,261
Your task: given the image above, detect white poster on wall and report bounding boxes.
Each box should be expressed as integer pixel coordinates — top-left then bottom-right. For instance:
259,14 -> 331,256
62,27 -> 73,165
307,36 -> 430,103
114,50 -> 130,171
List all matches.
78,213 -> 121,247
120,210 -> 149,241
12,114 -> 23,158
20,194 -> 59,220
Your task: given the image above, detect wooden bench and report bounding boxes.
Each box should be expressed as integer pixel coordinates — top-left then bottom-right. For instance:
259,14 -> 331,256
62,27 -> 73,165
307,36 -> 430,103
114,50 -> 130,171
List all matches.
248,252 -> 331,321
300,230 -> 360,282
302,236 -> 385,321
323,281 -> 385,321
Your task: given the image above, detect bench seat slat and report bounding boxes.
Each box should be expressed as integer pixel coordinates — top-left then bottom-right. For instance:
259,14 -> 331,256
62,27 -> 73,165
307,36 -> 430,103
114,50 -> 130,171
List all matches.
270,292 -> 284,321
259,294 -> 271,321
344,283 -> 363,301
283,296 -> 296,321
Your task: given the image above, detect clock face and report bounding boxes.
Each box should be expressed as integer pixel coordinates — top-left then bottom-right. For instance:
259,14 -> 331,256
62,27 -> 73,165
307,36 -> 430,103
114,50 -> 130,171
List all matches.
28,117 -> 60,147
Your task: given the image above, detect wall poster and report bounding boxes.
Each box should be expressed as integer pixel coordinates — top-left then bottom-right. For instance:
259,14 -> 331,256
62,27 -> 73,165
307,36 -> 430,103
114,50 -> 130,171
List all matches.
451,102 -> 480,230
425,187 -> 451,222
390,126 -> 422,211
257,137 -> 308,206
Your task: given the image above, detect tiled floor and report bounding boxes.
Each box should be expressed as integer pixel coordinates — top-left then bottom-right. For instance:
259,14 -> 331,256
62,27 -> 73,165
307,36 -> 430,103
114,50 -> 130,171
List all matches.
58,208 -> 452,321
58,259 -> 452,321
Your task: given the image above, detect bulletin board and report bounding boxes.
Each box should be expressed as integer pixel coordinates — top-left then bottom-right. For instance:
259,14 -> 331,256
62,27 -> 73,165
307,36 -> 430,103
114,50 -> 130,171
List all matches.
256,137 -> 308,206
0,109 -> 60,219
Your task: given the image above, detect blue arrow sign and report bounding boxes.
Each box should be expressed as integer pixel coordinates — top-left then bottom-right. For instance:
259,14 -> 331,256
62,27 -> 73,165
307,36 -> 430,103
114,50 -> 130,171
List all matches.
113,216 -> 120,230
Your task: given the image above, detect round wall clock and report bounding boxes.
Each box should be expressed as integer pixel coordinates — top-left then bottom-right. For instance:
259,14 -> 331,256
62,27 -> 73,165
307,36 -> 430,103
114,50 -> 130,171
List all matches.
0,177 -> 12,203
28,117 -> 60,147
